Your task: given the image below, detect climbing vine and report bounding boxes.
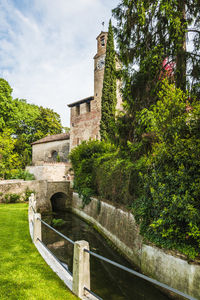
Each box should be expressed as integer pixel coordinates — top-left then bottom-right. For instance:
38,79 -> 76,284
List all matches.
100,20 -> 117,142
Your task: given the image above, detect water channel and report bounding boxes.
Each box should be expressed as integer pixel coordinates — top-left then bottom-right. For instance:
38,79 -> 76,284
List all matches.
42,211 -> 171,300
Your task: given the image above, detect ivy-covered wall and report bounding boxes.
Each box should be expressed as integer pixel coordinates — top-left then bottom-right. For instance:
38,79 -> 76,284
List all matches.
70,81 -> 200,260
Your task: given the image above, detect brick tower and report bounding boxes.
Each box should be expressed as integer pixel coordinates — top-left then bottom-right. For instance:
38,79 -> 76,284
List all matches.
68,32 -> 108,149
93,32 -> 108,113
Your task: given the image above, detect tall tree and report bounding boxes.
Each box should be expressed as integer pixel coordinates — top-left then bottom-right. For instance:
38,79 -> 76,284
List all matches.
100,20 -> 117,141
34,106 -> 62,141
113,0 -> 200,103
112,0 -> 200,144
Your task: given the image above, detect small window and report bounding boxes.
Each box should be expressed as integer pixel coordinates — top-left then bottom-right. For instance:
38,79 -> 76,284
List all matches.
100,36 -> 105,47
76,105 -> 80,116
86,102 -> 91,112
77,138 -> 80,145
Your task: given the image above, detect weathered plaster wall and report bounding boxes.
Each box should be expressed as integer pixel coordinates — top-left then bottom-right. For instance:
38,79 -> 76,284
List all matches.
141,245 -> 200,300
26,163 -> 71,181
32,139 -> 70,165
71,192 -> 200,300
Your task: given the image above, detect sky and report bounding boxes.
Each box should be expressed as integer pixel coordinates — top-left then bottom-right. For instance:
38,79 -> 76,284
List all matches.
0,0 -> 119,127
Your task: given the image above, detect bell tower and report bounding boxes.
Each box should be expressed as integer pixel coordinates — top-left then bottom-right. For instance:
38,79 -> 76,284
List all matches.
93,31 -> 108,112
68,31 -> 109,149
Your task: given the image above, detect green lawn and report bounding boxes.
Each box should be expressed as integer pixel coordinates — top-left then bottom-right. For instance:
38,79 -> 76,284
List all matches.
0,203 -> 77,300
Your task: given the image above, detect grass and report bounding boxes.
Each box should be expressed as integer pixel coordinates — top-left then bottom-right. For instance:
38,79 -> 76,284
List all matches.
0,203 -> 77,300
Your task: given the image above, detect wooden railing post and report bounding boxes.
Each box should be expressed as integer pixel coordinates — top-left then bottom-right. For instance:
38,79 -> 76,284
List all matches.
33,213 -> 41,243
72,240 -> 90,298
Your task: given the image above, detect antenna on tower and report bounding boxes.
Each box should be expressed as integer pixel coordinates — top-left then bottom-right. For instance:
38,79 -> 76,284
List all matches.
102,21 -> 105,30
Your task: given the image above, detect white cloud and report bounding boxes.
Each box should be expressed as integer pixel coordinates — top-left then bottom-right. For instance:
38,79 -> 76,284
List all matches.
0,0 -> 119,127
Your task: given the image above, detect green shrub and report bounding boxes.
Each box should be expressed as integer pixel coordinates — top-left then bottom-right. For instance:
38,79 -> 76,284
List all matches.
132,81 -> 200,259
7,169 -> 35,181
23,188 -> 35,202
95,152 -> 134,205
69,140 -> 116,206
4,193 -> 20,203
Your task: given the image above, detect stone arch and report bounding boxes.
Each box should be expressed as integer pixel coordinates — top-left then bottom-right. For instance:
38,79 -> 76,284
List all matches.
50,192 -> 68,212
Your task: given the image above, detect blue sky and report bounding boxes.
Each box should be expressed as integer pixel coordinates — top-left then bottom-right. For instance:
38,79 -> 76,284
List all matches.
0,0 -> 119,126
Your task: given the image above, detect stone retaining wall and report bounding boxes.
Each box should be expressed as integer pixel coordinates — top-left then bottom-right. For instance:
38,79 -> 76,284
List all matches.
71,193 -> 200,300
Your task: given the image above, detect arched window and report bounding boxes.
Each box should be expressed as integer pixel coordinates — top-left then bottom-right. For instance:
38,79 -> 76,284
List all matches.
52,151 -> 58,161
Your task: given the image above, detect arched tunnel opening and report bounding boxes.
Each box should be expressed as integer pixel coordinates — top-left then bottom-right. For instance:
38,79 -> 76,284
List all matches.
50,192 -> 67,212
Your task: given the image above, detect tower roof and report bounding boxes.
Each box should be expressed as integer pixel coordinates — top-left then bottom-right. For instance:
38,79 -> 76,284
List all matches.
96,31 -> 108,40
68,96 -> 94,108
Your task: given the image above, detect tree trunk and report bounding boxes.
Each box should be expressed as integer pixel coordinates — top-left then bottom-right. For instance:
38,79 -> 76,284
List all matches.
176,0 -> 186,92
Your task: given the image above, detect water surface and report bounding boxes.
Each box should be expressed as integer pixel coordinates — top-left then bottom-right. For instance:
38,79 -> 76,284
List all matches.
42,211 -> 171,300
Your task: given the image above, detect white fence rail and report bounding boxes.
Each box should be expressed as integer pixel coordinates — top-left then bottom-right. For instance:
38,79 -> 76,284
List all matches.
28,194 -> 98,300
28,194 -> 197,300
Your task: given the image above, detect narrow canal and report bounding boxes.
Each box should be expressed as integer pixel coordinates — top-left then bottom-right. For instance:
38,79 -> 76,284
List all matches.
42,211 -> 171,300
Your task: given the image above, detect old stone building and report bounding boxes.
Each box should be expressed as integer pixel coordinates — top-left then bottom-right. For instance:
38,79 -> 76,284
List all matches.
31,133 -> 70,165
68,31 -> 122,149
26,133 -> 71,181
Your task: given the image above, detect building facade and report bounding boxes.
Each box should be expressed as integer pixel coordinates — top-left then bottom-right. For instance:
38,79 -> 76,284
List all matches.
26,133 -> 71,181
31,133 -> 70,165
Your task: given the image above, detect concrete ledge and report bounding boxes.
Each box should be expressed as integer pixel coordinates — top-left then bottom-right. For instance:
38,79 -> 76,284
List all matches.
28,194 -> 99,300
35,240 -> 73,290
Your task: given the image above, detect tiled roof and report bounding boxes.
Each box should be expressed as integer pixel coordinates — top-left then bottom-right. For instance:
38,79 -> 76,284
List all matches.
68,96 -> 94,108
32,133 -> 70,145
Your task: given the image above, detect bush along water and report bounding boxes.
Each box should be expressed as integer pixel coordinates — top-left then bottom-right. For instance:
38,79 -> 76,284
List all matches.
70,81 -> 200,259
69,140 -> 116,207
132,81 -> 200,259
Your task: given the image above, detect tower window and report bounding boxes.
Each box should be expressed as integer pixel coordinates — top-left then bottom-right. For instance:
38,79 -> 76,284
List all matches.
86,102 -> 91,112
76,105 -> 80,116
77,138 -> 80,145
100,36 -> 105,47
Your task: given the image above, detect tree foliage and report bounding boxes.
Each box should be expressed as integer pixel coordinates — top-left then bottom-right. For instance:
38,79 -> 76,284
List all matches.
132,81 -> 200,258
112,0 -> 200,143
0,78 -> 63,176
100,20 -> 117,141
0,129 -> 20,179
69,140 -> 116,207
0,79 -> 17,129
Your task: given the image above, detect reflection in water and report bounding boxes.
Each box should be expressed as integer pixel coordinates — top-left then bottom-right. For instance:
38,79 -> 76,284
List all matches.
42,211 -> 170,300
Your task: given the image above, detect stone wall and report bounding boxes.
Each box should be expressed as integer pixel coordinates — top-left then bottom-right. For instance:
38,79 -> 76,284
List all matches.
0,180 -> 72,214
70,106 -> 100,149
0,180 -> 48,209
32,139 -> 70,165
71,193 -> 200,300
26,163 -> 71,181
